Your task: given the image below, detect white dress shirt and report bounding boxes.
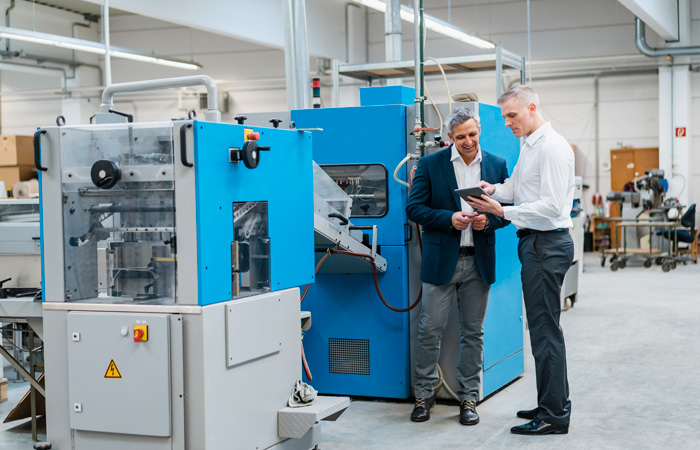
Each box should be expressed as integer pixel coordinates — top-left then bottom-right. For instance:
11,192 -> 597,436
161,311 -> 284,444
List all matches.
451,145 -> 482,246
492,122 -> 574,230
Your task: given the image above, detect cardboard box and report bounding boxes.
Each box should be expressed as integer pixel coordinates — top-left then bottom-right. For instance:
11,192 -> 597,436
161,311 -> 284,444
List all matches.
0,135 -> 34,167
0,166 -> 38,188
0,377 -> 7,402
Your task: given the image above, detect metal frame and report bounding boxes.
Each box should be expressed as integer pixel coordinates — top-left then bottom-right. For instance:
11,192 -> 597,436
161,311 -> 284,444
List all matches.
332,46 -> 526,106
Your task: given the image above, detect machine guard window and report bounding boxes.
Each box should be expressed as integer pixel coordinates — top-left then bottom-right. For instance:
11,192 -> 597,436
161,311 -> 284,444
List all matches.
59,123 -> 177,304
232,201 -> 271,297
319,164 -> 388,218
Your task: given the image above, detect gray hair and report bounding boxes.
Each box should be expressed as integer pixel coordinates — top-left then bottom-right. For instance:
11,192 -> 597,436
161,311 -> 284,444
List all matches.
444,107 -> 480,135
497,85 -> 540,108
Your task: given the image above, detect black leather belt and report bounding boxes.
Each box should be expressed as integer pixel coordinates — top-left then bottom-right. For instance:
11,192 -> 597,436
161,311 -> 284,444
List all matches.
459,246 -> 475,256
516,228 -> 569,239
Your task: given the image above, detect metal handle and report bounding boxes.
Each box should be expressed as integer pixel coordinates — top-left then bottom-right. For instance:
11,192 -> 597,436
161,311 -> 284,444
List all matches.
180,123 -> 194,168
328,212 -> 349,226
33,130 -> 48,172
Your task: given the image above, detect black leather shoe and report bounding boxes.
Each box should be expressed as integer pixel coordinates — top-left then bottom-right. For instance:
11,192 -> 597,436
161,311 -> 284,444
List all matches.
410,394 -> 437,422
459,400 -> 479,425
516,407 -> 539,419
510,417 -> 569,435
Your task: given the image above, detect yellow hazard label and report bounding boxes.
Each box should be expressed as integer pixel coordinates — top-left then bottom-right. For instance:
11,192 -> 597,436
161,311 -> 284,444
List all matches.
104,359 -> 122,378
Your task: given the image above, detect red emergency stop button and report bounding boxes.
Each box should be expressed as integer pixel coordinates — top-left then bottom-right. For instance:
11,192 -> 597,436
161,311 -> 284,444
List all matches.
244,128 -> 260,141
134,325 -> 148,342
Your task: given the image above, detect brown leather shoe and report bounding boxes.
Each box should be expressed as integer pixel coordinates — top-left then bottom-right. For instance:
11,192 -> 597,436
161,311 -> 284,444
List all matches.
410,394 -> 437,422
459,400 -> 479,425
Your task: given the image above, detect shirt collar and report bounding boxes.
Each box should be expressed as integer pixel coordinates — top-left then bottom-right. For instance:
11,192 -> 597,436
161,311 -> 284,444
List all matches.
525,121 -> 552,147
450,144 -> 482,166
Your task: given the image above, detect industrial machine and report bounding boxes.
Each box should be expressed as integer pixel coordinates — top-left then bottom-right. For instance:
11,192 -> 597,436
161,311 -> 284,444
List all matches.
245,86 -> 525,401
36,76 -> 348,450
0,198 -> 44,385
603,169 -> 682,270
561,176 -> 584,308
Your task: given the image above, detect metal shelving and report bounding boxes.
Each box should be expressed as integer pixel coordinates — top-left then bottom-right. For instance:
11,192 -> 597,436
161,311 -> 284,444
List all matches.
332,46 -> 526,106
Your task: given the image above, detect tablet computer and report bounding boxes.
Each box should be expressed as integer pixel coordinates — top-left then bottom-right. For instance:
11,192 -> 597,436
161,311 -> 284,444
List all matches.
455,186 -> 489,202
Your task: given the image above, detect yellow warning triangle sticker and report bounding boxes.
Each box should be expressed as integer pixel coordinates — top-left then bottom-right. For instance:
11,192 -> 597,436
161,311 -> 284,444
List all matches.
104,359 -> 122,379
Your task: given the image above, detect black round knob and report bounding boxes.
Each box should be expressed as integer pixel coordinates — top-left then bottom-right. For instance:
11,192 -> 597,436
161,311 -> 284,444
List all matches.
242,141 -> 261,169
269,119 -> 282,128
234,115 -> 247,125
91,160 -> 121,189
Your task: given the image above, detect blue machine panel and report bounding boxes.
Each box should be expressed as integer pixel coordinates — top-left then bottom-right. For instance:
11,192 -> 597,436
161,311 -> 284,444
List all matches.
301,246 -> 410,398
360,86 -> 415,107
293,105 -> 412,398
193,122 -> 315,306
479,103 -> 524,396
293,105 -> 408,246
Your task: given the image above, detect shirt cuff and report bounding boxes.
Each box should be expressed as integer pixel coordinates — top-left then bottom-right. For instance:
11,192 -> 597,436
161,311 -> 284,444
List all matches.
491,185 -> 506,203
502,205 -> 518,221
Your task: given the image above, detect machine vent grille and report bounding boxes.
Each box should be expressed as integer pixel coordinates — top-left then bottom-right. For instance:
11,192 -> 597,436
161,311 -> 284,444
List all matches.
328,338 -> 370,375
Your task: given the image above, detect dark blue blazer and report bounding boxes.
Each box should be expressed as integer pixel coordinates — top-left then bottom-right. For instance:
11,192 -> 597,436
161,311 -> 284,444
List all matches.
406,146 -> 510,286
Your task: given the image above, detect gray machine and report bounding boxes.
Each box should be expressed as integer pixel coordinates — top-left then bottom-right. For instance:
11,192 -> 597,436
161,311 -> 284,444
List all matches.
36,76 -> 348,450
561,176 -> 584,308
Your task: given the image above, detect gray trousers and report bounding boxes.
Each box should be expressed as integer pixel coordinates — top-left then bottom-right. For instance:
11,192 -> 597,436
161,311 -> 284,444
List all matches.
518,230 -> 574,425
414,254 -> 490,402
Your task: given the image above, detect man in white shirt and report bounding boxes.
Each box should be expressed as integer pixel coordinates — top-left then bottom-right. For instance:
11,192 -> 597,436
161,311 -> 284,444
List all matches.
467,86 -> 574,436
407,107 -> 510,426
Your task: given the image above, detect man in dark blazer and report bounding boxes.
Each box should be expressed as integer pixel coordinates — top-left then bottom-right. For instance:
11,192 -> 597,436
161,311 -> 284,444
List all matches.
406,106 -> 509,426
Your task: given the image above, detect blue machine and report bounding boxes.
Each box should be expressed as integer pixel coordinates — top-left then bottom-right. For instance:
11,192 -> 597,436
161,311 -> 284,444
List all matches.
190,121 -> 316,304
293,86 -> 524,399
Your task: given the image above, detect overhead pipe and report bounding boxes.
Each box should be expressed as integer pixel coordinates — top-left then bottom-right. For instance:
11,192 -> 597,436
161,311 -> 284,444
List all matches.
99,75 -> 221,122
636,17 -> 700,57
283,0 -> 311,109
4,0 -> 14,53
345,2 -> 361,63
385,0 -> 402,62
103,0 -> 111,86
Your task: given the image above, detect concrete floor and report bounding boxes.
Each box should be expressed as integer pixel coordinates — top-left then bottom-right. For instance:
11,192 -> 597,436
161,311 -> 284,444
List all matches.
0,252 -> 698,449
317,253 -> 700,450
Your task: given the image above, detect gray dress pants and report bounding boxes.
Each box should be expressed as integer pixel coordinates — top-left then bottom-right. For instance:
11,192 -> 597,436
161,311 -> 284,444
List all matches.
518,230 -> 574,425
413,254 -> 490,402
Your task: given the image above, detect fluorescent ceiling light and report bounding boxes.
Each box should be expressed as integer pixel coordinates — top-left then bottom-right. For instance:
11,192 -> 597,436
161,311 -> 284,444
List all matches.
0,26 -> 201,70
352,0 -> 495,50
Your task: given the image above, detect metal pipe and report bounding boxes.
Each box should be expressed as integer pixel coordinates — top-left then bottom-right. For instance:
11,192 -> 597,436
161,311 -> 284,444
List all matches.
5,0 -> 14,53
413,0 -> 420,124
99,75 -> 221,121
283,0 -> 311,109
345,2 -> 361,63
594,75 -> 599,193
636,17 -> 700,57
385,0 -> 402,62
103,0 -> 112,86
418,0 -> 425,145
526,0 -> 531,85
409,0 -> 426,155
